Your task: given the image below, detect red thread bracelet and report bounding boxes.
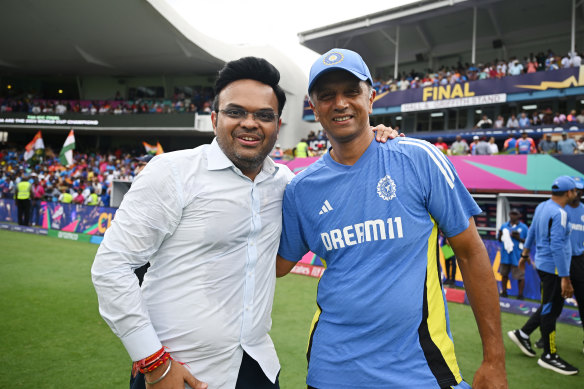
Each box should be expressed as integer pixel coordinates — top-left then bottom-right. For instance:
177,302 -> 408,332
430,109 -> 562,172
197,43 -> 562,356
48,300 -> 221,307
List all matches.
132,347 -> 173,377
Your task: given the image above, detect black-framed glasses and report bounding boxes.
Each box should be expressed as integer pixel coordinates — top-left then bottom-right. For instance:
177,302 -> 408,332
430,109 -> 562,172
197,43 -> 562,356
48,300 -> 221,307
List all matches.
219,108 -> 278,123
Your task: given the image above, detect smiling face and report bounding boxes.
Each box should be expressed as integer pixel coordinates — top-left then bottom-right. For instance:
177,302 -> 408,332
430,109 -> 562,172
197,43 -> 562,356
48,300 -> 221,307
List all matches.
211,79 -> 281,179
309,70 -> 374,145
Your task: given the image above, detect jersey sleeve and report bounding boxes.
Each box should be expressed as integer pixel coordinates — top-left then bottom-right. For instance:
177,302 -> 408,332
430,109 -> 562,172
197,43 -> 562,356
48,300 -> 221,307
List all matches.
277,180 -> 309,262
550,208 -> 571,276
519,222 -> 528,240
401,139 -> 481,238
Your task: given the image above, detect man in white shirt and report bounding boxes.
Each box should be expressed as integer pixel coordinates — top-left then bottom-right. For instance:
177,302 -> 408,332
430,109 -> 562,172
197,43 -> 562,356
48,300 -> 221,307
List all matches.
92,57 -> 293,389
92,57 -> 399,389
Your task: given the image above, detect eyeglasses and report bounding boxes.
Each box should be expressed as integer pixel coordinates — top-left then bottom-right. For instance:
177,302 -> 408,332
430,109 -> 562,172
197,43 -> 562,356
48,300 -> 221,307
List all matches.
219,108 -> 278,123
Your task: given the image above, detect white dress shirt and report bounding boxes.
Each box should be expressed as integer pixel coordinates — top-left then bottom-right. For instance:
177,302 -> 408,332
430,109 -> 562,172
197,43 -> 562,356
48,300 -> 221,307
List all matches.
92,139 -> 294,388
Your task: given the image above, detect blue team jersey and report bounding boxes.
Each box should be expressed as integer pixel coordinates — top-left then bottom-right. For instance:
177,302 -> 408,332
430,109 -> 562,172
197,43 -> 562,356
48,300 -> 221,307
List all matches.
499,221 -> 528,266
278,138 -> 481,388
525,200 -> 571,276
516,139 -> 532,154
566,202 -> 584,256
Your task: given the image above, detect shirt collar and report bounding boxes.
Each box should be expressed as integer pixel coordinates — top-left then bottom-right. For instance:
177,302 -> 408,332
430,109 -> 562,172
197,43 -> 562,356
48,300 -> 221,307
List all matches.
206,138 -> 278,178
206,138 -> 234,171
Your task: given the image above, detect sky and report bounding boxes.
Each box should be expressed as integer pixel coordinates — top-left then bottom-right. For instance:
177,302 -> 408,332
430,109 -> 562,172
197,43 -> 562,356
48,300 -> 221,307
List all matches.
166,0 -> 419,75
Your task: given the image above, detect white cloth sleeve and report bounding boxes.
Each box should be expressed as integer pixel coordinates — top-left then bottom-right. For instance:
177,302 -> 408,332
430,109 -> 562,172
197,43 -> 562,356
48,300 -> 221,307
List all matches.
91,156 -> 183,361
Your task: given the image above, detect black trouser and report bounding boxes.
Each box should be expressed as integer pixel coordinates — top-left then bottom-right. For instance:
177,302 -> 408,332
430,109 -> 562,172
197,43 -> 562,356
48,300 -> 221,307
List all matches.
130,351 -> 279,389
571,253 -> 584,333
521,270 -> 565,354
30,198 -> 42,226
16,198 -> 30,226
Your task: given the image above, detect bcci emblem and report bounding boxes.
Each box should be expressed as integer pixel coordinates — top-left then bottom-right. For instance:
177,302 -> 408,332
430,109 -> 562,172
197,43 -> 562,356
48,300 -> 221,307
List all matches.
377,175 -> 397,201
323,52 -> 344,66
581,214 -> 584,223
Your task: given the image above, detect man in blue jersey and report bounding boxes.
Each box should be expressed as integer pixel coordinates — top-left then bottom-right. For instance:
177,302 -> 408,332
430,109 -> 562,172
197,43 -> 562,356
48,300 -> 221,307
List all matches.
566,177 -> 584,352
276,48 -> 507,389
516,132 -> 535,154
508,176 -> 579,375
534,177 -> 584,353
497,209 -> 528,299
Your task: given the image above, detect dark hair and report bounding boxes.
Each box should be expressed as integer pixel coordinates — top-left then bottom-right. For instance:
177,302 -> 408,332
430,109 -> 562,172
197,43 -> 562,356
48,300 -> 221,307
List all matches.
212,57 -> 286,116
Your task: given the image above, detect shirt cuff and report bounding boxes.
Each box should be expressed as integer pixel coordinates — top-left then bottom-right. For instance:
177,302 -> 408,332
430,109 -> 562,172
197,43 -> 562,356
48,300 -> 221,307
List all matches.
121,325 -> 162,361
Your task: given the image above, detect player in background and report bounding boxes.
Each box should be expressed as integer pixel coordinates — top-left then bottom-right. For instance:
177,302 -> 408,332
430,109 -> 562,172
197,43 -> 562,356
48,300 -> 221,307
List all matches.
508,176 -> 579,375
516,132 -> 536,154
276,48 -> 507,389
497,209 -> 528,299
533,176 -> 584,353
566,177 -> 584,353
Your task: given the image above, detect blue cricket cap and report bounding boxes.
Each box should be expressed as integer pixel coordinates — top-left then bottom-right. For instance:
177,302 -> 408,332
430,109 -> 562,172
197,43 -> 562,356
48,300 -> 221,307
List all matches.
308,48 -> 373,94
572,176 -> 584,190
552,175 -> 576,192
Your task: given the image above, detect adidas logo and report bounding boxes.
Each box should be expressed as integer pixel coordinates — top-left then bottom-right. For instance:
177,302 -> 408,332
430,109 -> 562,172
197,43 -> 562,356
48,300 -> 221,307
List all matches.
319,200 -> 333,215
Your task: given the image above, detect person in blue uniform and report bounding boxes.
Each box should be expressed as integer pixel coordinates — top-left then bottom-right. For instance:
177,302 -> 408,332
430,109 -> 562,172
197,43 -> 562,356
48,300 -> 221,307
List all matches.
533,177 -> 584,353
508,176 -> 579,375
497,209 -> 528,299
566,177 -> 584,353
276,48 -> 507,389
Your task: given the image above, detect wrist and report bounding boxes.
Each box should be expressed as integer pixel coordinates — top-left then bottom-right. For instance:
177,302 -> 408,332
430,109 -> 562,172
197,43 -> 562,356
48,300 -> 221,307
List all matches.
145,359 -> 172,385
144,358 -> 169,379
132,347 -> 171,377
483,348 -> 506,366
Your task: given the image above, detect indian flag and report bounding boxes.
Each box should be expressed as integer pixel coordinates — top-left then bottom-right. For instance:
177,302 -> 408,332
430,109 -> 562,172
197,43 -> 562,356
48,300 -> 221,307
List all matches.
24,131 -> 45,160
59,130 -> 76,166
143,141 -> 157,155
143,141 -> 164,155
155,142 -> 164,155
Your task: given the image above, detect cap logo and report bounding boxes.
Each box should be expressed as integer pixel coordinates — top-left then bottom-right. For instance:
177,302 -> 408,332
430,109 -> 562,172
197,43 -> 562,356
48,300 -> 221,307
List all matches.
323,52 -> 344,66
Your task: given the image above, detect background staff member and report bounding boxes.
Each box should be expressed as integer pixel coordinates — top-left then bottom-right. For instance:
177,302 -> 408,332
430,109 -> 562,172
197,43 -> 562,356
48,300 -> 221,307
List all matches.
15,173 -> 31,226
563,177 -> 584,352
508,176 -> 579,375
497,209 -> 528,299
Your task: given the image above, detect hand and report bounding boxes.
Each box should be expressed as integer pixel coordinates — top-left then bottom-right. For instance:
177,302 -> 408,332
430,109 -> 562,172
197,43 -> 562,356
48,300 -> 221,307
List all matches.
371,124 -> 404,143
561,277 -> 574,299
472,359 -> 508,389
518,255 -> 531,268
510,231 -> 520,240
145,359 -> 208,389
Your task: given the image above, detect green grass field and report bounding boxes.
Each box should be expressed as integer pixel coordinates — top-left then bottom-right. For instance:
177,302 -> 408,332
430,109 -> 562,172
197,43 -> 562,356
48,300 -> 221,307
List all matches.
1,229 -> 583,388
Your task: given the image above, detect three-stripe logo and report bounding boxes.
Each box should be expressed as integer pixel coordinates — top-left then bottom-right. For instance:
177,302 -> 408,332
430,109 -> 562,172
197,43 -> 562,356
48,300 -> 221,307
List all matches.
319,200 -> 333,215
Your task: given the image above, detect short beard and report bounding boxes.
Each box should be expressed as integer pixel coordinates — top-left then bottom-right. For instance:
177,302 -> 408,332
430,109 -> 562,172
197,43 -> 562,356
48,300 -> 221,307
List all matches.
215,133 -> 277,176
232,149 -> 267,174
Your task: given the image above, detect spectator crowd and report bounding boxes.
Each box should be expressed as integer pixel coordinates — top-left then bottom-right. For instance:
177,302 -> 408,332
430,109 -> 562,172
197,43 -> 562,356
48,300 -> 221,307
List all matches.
0,146 -> 154,226
372,49 -> 582,94
434,131 -> 583,156
0,89 -> 215,116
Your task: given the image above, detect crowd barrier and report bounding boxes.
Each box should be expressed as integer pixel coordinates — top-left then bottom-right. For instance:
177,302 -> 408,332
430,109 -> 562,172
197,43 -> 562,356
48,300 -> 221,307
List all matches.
0,199 -> 115,243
